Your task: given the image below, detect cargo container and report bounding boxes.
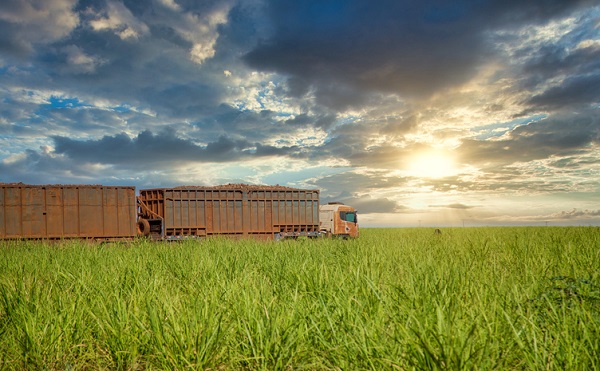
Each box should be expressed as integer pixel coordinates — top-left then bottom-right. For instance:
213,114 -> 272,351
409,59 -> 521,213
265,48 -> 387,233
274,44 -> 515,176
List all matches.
0,184 -> 137,240
137,185 -> 321,240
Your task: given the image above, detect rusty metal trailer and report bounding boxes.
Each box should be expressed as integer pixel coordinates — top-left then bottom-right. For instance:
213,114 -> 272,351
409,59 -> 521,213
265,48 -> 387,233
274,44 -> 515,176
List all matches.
137,185 -> 321,240
0,184 -> 137,240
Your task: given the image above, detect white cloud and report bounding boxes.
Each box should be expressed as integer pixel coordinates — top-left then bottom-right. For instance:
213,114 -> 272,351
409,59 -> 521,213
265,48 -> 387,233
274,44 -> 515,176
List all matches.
89,1 -> 149,40
576,39 -> 600,50
179,6 -> 231,64
62,45 -> 106,74
156,0 -> 181,12
2,152 -> 27,165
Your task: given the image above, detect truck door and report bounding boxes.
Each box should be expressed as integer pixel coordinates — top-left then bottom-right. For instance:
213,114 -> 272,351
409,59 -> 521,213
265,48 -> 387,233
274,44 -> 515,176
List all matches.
336,209 -> 359,238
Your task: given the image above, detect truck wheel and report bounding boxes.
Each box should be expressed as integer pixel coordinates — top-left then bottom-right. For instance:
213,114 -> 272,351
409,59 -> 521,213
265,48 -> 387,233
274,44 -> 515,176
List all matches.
137,219 -> 151,236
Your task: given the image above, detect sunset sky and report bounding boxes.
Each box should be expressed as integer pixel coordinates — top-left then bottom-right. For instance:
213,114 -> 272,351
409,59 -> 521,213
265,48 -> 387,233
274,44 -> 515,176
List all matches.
1,0 -> 599,227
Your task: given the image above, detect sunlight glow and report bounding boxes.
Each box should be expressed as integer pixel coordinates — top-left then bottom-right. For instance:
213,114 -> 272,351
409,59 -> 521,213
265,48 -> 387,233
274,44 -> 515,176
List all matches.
406,150 -> 458,178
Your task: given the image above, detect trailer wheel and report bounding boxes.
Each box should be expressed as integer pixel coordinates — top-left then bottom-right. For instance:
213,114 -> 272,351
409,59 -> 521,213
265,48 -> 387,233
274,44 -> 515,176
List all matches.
137,219 -> 151,236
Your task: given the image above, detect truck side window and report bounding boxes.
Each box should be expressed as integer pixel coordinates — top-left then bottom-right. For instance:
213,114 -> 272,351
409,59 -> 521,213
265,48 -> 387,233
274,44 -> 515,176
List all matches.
340,211 -> 357,223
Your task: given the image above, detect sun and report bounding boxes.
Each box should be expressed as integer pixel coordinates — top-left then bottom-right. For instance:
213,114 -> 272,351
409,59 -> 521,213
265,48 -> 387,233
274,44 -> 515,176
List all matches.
406,150 -> 458,178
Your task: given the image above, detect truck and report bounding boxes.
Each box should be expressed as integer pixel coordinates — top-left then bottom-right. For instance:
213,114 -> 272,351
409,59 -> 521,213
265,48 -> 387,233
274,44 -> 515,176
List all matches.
319,202 -> 359,238
0,183 -> 359,241
136,185 -> 359,240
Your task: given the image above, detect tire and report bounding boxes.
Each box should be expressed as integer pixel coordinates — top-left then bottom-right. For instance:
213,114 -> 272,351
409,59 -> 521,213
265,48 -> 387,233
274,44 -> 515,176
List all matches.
137,219 -> 151,236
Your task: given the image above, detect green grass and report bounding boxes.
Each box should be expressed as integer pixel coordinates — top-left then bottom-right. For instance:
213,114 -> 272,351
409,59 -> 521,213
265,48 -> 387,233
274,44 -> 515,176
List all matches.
0,227 -> 599,370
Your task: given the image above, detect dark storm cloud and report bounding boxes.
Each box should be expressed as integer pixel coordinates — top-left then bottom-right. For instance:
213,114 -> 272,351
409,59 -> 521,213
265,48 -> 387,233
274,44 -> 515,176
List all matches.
503,12 -> 600,114
281,112 -> 337,131
526,74 -> 600,111
51,129 -> 302,166
36,106 -> 133,135
457,110 -> 600,167
191,105 -> 337,143
523,42 -> 600,83
0,0 -> 79,59
243,0 -> 595,107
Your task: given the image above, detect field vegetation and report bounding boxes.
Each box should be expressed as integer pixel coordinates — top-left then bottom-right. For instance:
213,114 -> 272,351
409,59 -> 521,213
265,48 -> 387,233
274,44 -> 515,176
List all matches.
0,227 -> 599,370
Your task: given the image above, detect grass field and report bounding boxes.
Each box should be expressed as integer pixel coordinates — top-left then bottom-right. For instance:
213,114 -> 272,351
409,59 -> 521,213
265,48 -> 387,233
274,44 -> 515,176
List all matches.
0,227 -> 599,370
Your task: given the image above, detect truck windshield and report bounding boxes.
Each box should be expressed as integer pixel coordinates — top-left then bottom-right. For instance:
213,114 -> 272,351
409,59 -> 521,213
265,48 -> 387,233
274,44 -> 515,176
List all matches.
340,211 -> 357,223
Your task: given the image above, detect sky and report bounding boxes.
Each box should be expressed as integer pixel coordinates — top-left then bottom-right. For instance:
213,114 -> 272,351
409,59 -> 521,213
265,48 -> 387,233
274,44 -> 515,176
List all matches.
1,0 -> 599,227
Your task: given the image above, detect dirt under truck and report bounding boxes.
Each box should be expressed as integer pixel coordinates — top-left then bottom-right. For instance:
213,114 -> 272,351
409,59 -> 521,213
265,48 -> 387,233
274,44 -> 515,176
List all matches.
0,183 -> 358,241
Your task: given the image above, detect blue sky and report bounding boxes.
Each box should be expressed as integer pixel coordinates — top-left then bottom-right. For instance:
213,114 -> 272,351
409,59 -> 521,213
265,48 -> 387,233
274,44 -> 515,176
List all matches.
1,0 -> 599,226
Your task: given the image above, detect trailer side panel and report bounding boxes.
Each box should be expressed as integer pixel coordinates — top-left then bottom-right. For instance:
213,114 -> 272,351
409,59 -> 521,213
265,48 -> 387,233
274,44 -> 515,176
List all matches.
0,184 -> 137,240
138,185 -> 320,239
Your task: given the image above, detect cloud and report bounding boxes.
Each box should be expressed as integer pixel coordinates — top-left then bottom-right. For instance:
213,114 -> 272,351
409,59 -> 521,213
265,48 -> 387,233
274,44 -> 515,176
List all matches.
523,40 -> 600,83
429,203 -> 476,209
243,0 -> 595,107
307,170 -> 408,214
59,45 -> 107,74
51,130 -> 303,167
526,74 -> 600,111
0,0 -> 242,121
0,148 -> 103,184
0,0 -> 79,57
322,194 -> 403,214
549,208 -> 600,219
309,170 -> 408,193
185,6 -> 231,64
457,109 -> 600,168
88,1 -> 149,40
